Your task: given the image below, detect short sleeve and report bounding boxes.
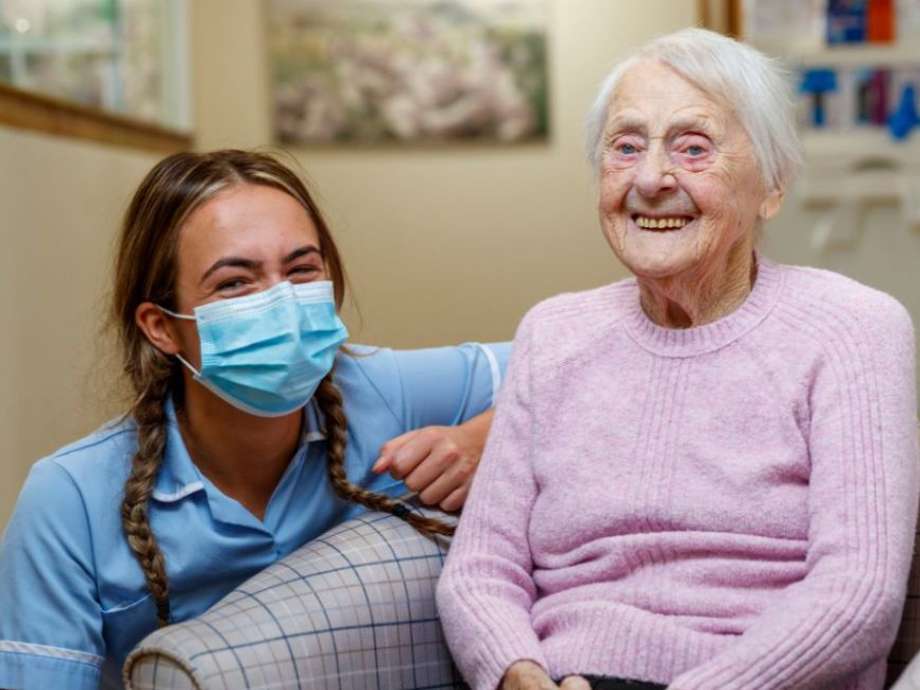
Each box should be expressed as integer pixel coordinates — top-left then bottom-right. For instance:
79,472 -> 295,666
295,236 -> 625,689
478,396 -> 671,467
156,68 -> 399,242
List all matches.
0,459 -> 105,690
391,342 -> 511,430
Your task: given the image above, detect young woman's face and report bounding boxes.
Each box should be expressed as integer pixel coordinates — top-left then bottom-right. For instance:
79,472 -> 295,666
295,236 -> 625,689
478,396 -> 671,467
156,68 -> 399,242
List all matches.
171,183 -> 327,366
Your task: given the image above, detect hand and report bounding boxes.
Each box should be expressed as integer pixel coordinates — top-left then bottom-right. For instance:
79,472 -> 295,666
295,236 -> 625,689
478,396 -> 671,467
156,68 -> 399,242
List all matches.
371,410 -> 493,512
501,660 -> 559,690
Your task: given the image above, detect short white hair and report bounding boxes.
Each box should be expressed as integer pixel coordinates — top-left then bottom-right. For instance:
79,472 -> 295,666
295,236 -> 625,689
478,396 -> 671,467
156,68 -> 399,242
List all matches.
585,28 -> 802,192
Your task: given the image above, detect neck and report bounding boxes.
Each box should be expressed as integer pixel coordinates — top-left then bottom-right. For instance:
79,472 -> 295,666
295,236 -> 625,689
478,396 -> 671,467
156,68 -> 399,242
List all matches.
637,240 -> 756,329
177,383 -> 302,520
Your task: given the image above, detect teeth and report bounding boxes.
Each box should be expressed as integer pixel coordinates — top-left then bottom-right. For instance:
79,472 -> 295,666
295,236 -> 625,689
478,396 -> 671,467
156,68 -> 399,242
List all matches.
635,216 -> 690,229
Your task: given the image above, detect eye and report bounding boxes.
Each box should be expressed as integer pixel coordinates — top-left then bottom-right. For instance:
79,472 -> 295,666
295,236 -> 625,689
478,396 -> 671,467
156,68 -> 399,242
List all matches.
216,277 -> 250,293
673,134 -> 713,170
608,135 -> 643,163
289,264 -> 321,281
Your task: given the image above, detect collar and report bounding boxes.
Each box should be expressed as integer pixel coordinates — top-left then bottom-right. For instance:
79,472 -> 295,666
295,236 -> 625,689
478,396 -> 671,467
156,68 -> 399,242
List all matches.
622,253 -> 784,358
151,397 -> 326,503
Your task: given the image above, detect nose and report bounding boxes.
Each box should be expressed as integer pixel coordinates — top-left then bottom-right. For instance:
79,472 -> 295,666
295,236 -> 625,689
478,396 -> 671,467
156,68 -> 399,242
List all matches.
634,142 -> 677,199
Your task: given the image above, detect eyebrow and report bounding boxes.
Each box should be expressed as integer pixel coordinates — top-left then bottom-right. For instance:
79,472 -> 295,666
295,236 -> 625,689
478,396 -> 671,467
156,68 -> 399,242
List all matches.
282,245 -> 322,264
605,115 -> 716,139
605,116 -> 646,136
667,117 -> 715,136
200,244 -> 322,284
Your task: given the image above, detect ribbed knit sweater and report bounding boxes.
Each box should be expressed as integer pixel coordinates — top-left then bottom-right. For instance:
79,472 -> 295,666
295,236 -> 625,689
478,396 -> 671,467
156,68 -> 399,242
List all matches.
436,257 -> 919,690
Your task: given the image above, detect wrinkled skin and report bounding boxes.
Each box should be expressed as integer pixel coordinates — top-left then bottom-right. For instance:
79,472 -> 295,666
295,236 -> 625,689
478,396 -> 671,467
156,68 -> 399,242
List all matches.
596,59 -> 783,328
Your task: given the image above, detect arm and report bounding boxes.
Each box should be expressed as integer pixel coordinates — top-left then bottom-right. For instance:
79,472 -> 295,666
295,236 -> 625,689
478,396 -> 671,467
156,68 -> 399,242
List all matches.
671,301 -> 920,690
436,317 -> 551,690
373,342 -> 510,510
0,460 -> 106,690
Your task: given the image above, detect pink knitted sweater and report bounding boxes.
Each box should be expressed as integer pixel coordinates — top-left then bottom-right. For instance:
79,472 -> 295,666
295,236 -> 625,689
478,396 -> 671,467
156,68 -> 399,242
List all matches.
436,258 -> 919,690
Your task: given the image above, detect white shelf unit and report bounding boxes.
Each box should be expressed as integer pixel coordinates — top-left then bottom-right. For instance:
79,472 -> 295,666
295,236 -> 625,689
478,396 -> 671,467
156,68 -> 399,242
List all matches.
748,33 -> 920,248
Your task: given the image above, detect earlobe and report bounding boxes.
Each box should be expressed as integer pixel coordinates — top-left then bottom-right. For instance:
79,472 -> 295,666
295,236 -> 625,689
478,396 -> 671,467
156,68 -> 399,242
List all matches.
135,302 -> 181,355
759,189 -> 784,220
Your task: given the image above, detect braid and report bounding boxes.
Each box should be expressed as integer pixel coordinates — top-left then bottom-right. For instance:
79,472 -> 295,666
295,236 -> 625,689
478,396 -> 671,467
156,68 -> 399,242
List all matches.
314,370 -> 455,538
121,354 -> 173,627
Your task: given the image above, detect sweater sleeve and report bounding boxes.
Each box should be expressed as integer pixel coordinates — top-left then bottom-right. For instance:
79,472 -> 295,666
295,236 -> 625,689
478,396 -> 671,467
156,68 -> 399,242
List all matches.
435,311 -> 548,690
671,297 -> 920,690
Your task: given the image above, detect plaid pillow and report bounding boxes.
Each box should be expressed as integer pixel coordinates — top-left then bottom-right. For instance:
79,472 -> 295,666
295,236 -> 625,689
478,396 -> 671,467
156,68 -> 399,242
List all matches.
124,508 -> 465,690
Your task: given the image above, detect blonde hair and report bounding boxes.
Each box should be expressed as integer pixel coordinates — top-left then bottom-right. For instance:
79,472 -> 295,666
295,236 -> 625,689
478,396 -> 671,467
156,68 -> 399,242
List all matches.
111,150 -> 453,628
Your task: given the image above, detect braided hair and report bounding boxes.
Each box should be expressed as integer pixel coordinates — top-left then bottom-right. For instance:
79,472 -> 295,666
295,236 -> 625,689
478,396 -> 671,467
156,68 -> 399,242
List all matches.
314,373 -> 455,538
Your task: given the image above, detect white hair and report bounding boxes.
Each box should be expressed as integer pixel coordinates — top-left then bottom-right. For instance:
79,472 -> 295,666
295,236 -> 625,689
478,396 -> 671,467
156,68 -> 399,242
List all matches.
585,28 -> 802,192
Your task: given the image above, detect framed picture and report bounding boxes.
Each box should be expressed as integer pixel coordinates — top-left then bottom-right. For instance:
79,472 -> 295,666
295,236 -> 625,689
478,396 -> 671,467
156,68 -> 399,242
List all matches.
0,0 -> 190,130
267,0 -> 549,146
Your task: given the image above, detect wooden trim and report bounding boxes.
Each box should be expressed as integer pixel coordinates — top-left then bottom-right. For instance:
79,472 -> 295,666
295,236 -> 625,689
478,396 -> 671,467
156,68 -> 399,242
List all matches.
0,83 -> 192,154
727,0 -> 743,38
698,0 -> 711,30
698,0 -> 743,38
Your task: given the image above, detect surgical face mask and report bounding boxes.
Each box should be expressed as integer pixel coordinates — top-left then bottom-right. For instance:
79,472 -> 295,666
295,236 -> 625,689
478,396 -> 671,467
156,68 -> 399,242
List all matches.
159,280 -> 348,417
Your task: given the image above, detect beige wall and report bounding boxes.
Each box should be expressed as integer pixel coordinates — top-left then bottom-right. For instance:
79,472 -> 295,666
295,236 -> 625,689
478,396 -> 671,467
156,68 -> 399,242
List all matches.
0,128 -> 158,526
1,1 -> 702,527
190,0 -> 699,346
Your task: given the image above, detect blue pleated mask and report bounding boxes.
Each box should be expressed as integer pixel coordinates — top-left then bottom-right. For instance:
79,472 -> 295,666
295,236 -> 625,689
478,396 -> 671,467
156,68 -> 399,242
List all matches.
159,280 -> 348,417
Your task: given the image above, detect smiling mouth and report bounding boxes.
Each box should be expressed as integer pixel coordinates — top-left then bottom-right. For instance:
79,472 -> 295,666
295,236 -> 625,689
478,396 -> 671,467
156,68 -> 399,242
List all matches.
631,214 -> 694,231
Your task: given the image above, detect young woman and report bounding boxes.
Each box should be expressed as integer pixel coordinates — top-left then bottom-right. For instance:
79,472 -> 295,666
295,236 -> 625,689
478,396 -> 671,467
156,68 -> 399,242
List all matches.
0,150 -> 508,689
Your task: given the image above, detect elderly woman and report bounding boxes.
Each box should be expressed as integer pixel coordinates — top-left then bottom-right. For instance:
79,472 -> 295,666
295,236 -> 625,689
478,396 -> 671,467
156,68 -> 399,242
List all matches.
436,28 -> 919,690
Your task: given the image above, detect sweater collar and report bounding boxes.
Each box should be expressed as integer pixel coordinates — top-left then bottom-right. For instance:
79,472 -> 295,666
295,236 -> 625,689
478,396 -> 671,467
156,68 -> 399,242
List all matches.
622,253 -> 784,358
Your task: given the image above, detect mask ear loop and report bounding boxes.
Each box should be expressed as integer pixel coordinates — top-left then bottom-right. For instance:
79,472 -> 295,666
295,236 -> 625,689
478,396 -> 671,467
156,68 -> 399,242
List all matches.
156,305 -> 204,378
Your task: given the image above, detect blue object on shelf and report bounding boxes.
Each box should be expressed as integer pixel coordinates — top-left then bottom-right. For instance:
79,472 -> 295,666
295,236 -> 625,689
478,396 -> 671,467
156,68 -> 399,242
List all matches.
801,69 -> 839,128
888,84 -> 920,140
827,0 -> 868,44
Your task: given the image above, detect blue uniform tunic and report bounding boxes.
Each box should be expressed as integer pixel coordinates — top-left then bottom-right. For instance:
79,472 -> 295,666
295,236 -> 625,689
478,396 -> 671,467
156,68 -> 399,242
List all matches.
0,343 -> 509,689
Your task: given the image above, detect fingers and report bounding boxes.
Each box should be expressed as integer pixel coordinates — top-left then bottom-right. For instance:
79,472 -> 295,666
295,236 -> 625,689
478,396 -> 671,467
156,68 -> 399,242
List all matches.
559,677 -> 592,690
501,661 -> 561,690
379,431 -> 437,479
372,429 -> 419,473
439,481 -> 470,512
411,449 -> 471,505
404,442 -> 457,490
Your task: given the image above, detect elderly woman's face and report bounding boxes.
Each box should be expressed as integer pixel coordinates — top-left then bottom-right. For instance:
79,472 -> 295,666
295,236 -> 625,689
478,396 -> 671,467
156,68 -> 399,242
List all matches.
598,60 -> 780,280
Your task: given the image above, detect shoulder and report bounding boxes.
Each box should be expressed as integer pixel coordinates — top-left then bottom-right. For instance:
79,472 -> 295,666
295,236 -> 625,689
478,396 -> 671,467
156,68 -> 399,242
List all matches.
523,280 -> 634,328
5,423 -> 136,553
45,417 -> 137,475
334,344 -> 397,396
514,279 -> 636,360
779,265 -> 913,339
22,418 -> 137,510
332,345 -> 404,427
336,342 -> 504,387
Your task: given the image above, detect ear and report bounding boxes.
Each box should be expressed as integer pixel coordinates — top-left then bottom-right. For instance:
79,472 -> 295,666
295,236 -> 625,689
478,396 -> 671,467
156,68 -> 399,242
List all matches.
758,188 -> 784,221
135,302 -> 182,355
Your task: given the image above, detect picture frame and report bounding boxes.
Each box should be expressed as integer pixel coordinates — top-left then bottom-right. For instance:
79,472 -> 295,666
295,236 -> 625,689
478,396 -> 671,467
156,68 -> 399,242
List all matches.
266,0 -> 550,147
